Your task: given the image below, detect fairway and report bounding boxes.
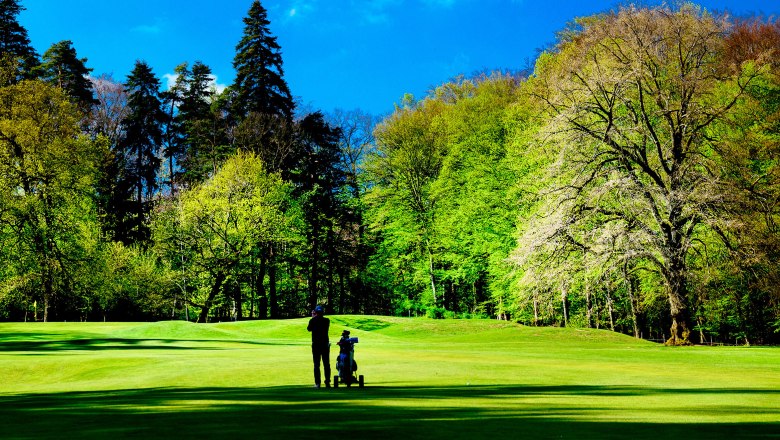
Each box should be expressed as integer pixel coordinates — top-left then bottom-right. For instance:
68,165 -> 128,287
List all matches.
1,317 -> 779,439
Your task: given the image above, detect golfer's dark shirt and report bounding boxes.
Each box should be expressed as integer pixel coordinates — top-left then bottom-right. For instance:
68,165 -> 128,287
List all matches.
307,315 -> 330,347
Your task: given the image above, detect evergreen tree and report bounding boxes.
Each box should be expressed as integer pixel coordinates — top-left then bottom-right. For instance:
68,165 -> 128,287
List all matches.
39,40 -> 97,112
117,60 -> 165,244
176,61 -> 230,186
297,112 -> 346,311
232,0 -> 294,120
0,0 -> 38,80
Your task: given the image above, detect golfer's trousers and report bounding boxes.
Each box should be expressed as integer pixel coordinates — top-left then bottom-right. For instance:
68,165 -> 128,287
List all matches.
312,344 -> 331,385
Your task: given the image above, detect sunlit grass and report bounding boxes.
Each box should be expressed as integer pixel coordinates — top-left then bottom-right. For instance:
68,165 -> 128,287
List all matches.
1,317 -> 779,439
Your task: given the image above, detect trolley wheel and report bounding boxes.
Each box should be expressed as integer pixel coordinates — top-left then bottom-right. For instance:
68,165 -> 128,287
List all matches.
333,376 -> 339,388
358,375 -> 364,388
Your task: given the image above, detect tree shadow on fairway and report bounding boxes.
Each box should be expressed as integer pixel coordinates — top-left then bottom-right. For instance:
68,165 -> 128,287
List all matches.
0,333 -> 300,352
0,385 -> 777,440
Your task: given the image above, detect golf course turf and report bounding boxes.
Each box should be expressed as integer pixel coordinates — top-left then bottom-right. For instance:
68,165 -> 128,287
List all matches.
1,316 -> 778,439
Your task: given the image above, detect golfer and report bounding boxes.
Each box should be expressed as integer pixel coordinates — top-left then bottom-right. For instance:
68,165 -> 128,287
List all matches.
307,305 -> 331,388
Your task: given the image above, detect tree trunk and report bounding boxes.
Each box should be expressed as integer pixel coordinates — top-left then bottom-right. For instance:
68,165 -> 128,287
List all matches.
309,233 -> 319,311
269,246 -> 278,319
697,316 -> 705,344
667,287 -> 691,345
473,282 -> 478,315
43,273 -> 51,323
249,261 -> 255,319
235,279 -> 243,321
625,270 -> 640,338
533,291 -> 539,326
198,271 -> 226,323
325,225 -> 335,312
561,285 -> 569,327
585,285 -> 593,328
666,254 -> 692,345
427,245 -> 437,304
338,265 -> 346,315
257,248 -> 268,319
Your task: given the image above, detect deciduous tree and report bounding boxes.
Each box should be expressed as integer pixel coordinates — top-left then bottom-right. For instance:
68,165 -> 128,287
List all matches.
154,152 -> 297,322
0,78 -> 106,320
519,5 -> 764,344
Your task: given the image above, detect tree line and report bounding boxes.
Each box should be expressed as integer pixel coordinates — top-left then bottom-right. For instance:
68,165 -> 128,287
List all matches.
364,5 -> 780,345
1,1 -> 778,344
0,0 -> 382,323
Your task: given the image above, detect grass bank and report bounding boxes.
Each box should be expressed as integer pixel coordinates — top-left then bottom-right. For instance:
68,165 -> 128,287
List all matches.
0,317 -> 778,439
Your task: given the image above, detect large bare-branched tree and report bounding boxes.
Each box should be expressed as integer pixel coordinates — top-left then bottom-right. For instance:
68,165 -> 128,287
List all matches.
519,5 -> 764,344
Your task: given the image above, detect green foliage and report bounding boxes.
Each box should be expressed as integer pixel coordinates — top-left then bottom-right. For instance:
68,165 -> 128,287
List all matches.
365,74 -> 532,315
0,79 -> 108,321
152,152 -> 300,322
509,5 -> 778,344
0,1 -> 778,348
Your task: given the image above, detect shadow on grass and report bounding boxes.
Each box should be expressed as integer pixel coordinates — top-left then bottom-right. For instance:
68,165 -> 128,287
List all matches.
0,333 -> 301,352
331,316 -> 394,332
0,385 -> 778,440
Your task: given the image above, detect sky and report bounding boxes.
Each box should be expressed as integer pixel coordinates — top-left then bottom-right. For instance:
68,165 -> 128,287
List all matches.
19,0 -> 780,116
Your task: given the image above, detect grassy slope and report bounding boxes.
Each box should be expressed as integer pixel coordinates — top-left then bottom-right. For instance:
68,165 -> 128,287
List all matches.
0,317 -> 778,439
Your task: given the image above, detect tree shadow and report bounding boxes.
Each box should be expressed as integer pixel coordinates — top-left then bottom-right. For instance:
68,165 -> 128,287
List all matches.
0,385 -> 777,439
0,333 -> 301,352
331,317 -> 394,332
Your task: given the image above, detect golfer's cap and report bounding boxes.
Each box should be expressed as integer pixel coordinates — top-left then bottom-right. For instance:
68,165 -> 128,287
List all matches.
314,305 -> 324,313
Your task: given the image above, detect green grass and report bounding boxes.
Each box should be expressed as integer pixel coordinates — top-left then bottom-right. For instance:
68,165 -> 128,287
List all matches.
1,317 -> 779,439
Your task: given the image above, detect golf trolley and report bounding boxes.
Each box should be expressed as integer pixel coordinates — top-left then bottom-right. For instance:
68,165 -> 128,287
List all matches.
334,331 -> 364,388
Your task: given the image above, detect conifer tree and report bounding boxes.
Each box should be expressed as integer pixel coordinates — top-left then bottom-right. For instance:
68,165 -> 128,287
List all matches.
39,40 -> 97,112
160,63 -> 187,194
117,60 -> 165,244
232,0 -> 294,120
177,61 -> 230,186
297,112 -> 346,311
0,0 -> 39,80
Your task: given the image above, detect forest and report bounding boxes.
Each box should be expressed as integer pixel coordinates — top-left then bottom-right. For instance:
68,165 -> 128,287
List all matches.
0,0 -> 778,345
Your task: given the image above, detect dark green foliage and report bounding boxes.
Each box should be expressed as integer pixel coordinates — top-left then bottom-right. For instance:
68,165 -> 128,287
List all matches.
39,40 -> 97,112
115,61 -> 165,244
232,0 -> 294,120
166,61 -> 231,187
0,0 -> 38,80
297,111 -> 346,310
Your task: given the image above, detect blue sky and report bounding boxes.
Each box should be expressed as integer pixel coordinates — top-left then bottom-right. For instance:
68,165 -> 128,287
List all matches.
20,0 -> 780,115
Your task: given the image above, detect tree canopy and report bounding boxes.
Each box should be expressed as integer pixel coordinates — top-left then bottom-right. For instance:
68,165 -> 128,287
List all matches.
0,1 -> 778,345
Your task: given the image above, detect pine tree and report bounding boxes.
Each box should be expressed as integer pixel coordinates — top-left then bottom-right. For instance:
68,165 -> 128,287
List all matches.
232,0 -> 294,120
117,60 -> 165,244
0,0 -> 39,80
297,112 -> 346,311
160,63 -> 188,194
39,40 -> 97,112
177,61 -> 230,186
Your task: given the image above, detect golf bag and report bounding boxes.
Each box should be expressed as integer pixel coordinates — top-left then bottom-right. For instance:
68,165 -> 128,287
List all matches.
334,333 -> 363,387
